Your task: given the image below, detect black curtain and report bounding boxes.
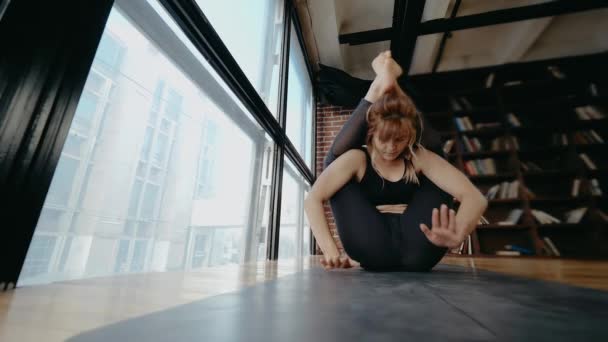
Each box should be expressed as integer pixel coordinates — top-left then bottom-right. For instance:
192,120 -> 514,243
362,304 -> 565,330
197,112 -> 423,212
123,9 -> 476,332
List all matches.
0,0 -> 113,288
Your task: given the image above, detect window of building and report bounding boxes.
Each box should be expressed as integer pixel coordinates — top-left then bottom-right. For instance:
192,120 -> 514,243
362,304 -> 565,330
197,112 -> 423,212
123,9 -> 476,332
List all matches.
286,24 -> 314,169
19,1 -> 278,285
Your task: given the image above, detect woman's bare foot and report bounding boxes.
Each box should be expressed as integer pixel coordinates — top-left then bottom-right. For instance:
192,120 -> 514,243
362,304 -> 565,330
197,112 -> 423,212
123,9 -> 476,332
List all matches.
372,50 -> 403,79
365,73 -> 399,102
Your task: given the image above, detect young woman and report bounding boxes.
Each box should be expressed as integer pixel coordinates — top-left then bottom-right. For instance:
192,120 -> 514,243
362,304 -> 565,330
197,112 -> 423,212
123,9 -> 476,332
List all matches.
304,51 -> 487,271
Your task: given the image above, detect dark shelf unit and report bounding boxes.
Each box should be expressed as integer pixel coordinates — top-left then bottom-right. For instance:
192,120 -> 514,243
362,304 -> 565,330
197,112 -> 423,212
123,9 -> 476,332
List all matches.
427,67 -> 608,260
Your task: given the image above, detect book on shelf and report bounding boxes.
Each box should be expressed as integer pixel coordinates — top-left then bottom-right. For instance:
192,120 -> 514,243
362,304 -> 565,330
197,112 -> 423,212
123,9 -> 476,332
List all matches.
589,83 -> 598,97
465,158 -> 497,176
486,180 -> 520,199
495,250 -> 521,256
542,236 -> 561,256
573,130 -> 604,144
454,116 -> 474,132
479,215 -> 490,225
597,209 -> 608,223
520,161 -> 543,172
590,178 -> 602,196
498,208 -> 523,225
574,105 -> 605,120
551,133 -> 568,146
505,244 -> 534,255
586,106 -> 605,118
531,209 -> 561,224
507,180 -> 519,198
475,122 -> 501,130
485,184 -> 500,199
547,65 -> 566,79
589,130 -> 604,143
571,178 -> 581,197
504,80 -> 523,87
506,113 -> 521,127
485,72 -> 495,88
461,135 -> 483,152
443,139 -> 455,154
491,136 -> 519,151
579,153 -> 597,170
565,207 -> 588,224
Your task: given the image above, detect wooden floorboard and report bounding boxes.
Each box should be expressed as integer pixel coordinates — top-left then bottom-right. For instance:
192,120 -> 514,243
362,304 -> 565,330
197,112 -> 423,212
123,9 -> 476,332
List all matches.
0,256 -> 606,341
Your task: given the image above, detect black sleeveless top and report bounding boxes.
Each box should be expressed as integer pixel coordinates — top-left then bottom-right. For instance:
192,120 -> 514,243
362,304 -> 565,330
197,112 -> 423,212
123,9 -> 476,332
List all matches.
358,148 -> 420,205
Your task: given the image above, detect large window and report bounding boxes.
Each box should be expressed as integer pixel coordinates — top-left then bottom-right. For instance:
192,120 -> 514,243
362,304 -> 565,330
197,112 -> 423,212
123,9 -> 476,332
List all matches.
196,0 -> 284,117
286,24 -> 314,169
19,2 -> 277,285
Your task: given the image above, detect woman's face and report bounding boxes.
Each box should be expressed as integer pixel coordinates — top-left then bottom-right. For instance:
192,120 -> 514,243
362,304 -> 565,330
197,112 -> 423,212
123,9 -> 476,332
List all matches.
372,133 -> 409,161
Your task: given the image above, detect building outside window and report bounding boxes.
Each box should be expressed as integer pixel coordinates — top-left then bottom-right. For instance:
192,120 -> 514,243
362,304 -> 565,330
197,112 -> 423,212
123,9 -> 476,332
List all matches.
19,0 -> 313,285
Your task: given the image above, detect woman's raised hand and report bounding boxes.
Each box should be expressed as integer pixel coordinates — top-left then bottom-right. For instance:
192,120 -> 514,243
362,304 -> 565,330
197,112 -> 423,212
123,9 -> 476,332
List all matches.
320,255 -> 360,270
420,204 -> 464,249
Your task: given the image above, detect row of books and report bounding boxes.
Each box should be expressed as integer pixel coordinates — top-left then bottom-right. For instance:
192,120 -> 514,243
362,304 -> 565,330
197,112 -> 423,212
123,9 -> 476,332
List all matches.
464,158 -> 497,176
572,130 -> 604,144
460,135 -> 520,153
497,207 -> 589,226
550,131 -> 605,146
519,154 -> 602,172
454,116 -> 502,132
483,65 -> 566,90
531,207 -> 589,224
495,244 -> 533,256
485,180 -> 519,200
572,178 -> 603,197
574,105 -> 605,120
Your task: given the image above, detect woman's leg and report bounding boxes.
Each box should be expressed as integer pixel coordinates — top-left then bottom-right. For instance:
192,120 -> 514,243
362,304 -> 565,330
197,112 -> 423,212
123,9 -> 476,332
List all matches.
329,179 -> 401,270
397,176 -> 454,271
323,99 -> 371,168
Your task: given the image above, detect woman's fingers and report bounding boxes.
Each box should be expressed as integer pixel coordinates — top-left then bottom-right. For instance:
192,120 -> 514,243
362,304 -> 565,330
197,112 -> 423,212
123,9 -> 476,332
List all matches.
420,223 -> 434,241
431,208 -> 439,228
320,255 -> 360,270
449,209 -> 456,231
440,204 -> 448,229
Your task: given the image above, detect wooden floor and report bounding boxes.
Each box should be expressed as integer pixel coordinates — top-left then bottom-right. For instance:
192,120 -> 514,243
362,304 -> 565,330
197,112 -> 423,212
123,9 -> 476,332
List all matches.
1,255 -> 607,341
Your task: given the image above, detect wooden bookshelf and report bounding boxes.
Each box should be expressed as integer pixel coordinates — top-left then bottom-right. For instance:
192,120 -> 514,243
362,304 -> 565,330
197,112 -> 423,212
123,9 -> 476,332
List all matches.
425,66 -> 608,260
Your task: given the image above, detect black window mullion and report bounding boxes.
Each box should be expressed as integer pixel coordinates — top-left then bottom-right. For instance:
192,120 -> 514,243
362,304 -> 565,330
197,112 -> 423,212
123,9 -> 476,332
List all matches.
0,0 -> 114,287
267,0 -> 291,260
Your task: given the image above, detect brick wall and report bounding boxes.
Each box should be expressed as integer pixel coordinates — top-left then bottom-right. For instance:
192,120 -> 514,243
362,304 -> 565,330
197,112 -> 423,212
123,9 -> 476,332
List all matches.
314,103 -> 356,254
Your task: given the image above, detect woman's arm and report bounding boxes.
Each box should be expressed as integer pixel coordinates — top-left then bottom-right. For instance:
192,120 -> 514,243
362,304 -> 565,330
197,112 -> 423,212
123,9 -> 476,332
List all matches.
305,150 -> 365,259
413,148 -> 488,247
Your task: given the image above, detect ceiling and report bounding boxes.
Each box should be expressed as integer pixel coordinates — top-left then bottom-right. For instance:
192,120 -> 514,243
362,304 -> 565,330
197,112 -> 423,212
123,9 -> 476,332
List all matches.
295,0 -> 608,80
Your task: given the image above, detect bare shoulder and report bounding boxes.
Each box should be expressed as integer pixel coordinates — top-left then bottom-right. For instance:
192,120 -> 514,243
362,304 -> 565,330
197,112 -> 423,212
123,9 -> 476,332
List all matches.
335,149 -> 367,181
411,146 -> 438,173
340,148 -> 366,161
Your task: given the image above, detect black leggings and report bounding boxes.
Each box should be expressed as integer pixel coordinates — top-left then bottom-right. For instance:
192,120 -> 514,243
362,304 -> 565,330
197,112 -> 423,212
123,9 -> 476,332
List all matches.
323,99 -> 453,271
